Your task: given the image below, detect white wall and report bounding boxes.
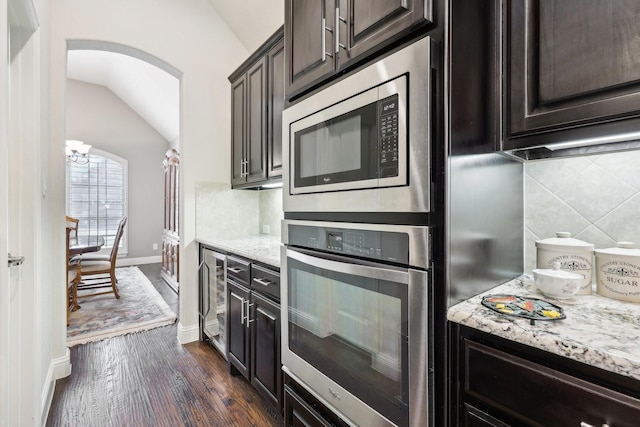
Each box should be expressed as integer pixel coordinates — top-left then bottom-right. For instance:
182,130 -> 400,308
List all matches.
66,78 -> 168,259
49,0 -> 250,376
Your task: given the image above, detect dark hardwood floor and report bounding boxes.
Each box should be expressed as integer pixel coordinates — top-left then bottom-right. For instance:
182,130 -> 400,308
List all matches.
47,263 -> 282,427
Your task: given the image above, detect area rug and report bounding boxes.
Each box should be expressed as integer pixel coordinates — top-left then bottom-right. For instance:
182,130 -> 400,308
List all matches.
67,266 -> 177,346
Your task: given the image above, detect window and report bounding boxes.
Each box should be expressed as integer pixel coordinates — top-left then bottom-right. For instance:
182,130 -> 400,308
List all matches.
66,149 -> 128,253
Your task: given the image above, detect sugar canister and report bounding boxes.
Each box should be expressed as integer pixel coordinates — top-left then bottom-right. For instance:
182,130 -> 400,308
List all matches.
535,232 -> 594,294
595,242 -> 640,303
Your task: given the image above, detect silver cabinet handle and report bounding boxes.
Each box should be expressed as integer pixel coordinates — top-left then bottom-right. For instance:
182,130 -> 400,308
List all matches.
580,423 -> 610,427
322,18 -> 333,61
232,292 -> 245,325
335,7 -> 346,53
8,253 -> 24,267
203,263 -> 211,317
253,277 -> 271,287
228,266 -> 243,274
245,300 -> 254,327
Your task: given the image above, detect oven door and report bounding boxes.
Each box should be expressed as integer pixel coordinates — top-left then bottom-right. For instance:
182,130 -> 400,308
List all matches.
281,246 -> 429,427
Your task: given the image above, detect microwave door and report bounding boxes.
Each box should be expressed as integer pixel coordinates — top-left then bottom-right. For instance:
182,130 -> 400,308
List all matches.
291,85 -> 380,194
289,75 -> 407,196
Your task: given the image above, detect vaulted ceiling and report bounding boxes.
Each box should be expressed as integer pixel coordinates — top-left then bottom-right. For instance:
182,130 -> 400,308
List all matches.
66,1 -> 283,145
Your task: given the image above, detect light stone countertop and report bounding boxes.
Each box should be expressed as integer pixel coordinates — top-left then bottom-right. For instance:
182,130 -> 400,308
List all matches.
196,235 -> 281,268
448,275 -> 640,382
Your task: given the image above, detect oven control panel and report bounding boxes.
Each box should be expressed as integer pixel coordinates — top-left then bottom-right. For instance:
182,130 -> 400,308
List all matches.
289,224 -> 409,264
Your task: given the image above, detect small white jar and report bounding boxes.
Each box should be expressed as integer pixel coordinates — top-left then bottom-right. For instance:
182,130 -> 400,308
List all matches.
536,232 -> 594,294
595,242 -> 640,303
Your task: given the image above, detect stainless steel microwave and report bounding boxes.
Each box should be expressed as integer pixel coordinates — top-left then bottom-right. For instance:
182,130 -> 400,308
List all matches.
283,36 -> 437,214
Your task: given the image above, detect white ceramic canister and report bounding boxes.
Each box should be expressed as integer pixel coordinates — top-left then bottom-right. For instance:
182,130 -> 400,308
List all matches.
595,242 -> 640,303
536,232 -> 594,294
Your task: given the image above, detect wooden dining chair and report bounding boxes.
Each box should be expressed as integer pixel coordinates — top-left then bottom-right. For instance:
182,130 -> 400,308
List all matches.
66,227 -> 81,325
76,216 -> 128,300
66,215 -> 79,245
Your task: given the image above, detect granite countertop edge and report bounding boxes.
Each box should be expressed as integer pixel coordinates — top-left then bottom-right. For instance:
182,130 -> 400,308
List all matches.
195,235 -> 282,268
447,276 -> 640,382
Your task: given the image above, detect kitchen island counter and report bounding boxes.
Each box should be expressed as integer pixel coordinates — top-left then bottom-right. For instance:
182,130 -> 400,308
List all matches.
196,235 -> 281,268
448,276 -> 640,381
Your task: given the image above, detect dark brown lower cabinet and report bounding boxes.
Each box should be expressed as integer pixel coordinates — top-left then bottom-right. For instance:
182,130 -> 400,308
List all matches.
250,291 -> 281,410
227,280 -> 250,379
226,261 -> 283,412
451,325 -> 640,427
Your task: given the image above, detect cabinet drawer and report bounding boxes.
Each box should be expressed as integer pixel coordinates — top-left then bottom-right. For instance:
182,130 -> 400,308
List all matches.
251,264 -> 280,301
227,255 -> 251,285
464,340 -> 640,427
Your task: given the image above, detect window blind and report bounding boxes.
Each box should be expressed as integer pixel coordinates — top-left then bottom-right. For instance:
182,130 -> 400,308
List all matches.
66,154 -> 126,249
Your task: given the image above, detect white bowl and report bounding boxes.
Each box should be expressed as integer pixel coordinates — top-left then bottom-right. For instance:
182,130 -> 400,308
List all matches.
532,263 -> 583,299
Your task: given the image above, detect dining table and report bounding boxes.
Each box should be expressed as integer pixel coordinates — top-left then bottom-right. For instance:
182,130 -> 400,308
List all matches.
69,235 -> 106,256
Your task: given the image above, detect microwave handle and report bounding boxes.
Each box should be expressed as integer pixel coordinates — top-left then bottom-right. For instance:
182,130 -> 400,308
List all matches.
286,248 -> 409,284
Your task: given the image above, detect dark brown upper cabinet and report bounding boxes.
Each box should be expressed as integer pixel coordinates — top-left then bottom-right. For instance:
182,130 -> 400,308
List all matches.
267,38 -> 285,178
285,0 -> 433,101
229,27 -> 284,188
504,0 -> 640,151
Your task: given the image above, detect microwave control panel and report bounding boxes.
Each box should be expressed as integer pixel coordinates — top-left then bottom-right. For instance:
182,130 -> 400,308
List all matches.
288,224 -> 409,264
379,94 -> 399,178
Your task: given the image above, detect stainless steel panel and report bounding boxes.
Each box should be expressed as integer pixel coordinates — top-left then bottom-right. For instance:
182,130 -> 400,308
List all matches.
283,36 -> 435,213
447,153 -> 524,306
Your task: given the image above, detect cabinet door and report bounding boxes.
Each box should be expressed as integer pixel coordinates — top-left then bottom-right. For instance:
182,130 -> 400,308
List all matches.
505,0 -> 640,147
337,0 -> 433,70
246,58 -> 267,184
230,75 -> 247,186
285,0 -> 336,98
267,38 -> 285,178
227,280 -> 250,379
250,292 -> 281,409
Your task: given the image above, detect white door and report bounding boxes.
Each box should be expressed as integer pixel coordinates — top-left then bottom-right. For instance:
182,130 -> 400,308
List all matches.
0,3 -> 10,425
1,1 -> 40,425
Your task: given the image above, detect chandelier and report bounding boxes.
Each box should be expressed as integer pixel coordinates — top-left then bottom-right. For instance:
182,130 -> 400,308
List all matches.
65,140 -> 92,164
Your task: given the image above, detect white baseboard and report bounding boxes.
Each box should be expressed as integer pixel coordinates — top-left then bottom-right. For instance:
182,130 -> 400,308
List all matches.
42,349 -> 71,426
41,361 -> 55,427
116,256 -> 162,267
54,348 -> 71,379
177,321 -> 199,344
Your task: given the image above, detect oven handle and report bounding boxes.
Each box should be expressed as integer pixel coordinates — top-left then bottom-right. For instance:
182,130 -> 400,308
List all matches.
286,248 -> 410,284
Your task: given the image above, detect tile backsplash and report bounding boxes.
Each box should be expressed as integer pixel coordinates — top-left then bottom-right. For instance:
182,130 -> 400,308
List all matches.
524,149 -> 640,273
196,182 -> 283,240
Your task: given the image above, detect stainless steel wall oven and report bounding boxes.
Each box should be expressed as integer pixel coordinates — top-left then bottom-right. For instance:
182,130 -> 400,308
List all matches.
281,220 -> 431,427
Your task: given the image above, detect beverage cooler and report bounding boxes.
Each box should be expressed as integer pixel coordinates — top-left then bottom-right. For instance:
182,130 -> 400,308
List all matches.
199,247 -> 227,357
